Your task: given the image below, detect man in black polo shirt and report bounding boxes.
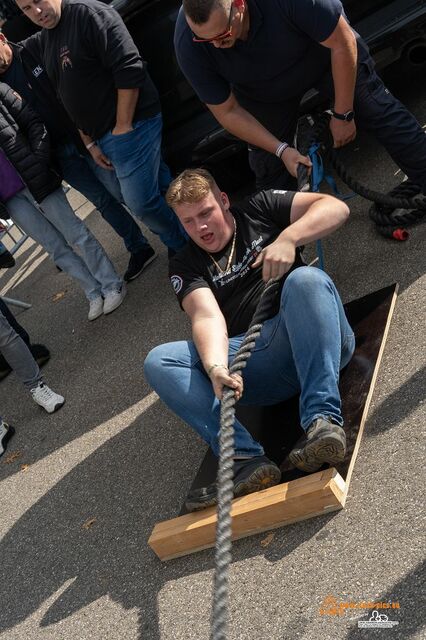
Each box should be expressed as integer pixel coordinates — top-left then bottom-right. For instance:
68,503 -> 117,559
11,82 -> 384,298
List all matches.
175,0 -> 426,193
144,168 -> 355,511
16,0 -> 187,254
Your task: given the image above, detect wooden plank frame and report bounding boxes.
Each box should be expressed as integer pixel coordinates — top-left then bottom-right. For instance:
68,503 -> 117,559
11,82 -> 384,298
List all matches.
148,285 -> 398,561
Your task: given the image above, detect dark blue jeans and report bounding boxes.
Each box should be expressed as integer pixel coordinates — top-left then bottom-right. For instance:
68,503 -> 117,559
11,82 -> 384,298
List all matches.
56,143 -> 149,254
249,47 -> 426,194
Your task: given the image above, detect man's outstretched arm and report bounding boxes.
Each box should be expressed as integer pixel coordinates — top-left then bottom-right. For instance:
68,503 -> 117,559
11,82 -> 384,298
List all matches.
207,93 -> 311,178
182,288 -> 243,401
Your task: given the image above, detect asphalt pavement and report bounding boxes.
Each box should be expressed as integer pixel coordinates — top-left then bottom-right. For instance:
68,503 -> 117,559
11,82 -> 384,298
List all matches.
0,65 -> 425,640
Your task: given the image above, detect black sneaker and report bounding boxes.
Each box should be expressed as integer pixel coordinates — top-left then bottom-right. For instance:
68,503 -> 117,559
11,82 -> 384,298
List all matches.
185,455 -> 282,512
288,417 -> 346,473
124,246 -> 157,282
0,250 -> 15,269
0,420 -> 15,458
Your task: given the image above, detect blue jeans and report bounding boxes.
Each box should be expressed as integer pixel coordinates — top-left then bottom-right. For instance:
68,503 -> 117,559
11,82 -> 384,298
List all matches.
6,187 -> 122,301
0,308 -> 41,390
98,113 -> 187,251
144,267 -> 355,457
56,143 -> 149,254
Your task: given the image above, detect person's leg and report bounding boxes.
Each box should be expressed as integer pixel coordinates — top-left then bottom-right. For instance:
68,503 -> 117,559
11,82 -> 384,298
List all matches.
6,189 -> 102,301
98,114 -> 187,251
0,299 -> 50,379
35,187 -> 124,296
242,267 -> 353,417
0,298 -> 30,345
158,157 -> 172,195
354,58 -> 426,194
0,309 -> 41,390
56,144 -> 150,254
144,339 -> 264,458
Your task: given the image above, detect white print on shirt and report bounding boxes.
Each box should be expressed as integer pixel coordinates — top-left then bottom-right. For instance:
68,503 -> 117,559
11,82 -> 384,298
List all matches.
212,235 -> 264,287
171,275 -> 183,294
59,46 -> 73,71
32,65 -> 43,78
272,190 -> 288,194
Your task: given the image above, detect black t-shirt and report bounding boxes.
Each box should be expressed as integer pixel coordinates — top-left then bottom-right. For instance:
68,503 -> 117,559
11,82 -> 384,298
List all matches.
39,0 -> 161,140
169,189 -> 305,337
175,0 -> 365,133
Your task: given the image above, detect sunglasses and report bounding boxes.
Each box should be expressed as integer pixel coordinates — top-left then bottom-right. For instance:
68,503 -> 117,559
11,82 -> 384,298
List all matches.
192,0 -> 243,43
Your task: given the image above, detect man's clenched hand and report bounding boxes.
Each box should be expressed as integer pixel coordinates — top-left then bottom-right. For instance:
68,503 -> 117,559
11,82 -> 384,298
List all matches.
281,147 -> 312,178
330,118 -> 357,148
209,366 -> 243,401
252,237 -> 296,282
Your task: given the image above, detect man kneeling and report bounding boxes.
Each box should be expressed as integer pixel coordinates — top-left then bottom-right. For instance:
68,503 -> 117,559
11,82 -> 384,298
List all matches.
144,169 -> 355,511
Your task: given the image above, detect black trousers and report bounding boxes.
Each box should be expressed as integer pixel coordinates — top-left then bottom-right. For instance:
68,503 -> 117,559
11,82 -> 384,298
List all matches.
248,50 -> 426,193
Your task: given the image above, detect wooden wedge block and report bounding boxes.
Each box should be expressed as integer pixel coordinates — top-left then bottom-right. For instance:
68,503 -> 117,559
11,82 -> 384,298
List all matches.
148,284 -> 398,560
148,468 -> 345,561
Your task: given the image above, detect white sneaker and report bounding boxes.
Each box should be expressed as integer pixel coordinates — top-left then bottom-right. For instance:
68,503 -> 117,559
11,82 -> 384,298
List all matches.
30,383 -> 65,414
88,297 -> 104,321
103,284 -> 127,315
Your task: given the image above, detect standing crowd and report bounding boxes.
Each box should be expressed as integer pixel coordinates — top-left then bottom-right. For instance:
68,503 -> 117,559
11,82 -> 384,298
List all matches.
1,0 -> 424,510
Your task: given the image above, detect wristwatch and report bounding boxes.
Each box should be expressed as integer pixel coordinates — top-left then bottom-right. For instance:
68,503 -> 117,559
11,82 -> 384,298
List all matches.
329,108 -> 355,122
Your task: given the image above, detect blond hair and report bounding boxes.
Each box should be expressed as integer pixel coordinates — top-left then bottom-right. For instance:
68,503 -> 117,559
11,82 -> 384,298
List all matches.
166,168 -> 217,207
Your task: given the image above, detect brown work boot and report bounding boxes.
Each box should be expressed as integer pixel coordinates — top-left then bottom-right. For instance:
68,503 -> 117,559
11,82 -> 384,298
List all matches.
288,418 -> 346,473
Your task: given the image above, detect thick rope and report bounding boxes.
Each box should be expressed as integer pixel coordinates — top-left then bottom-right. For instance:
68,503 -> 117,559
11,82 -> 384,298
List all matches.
297,112 -> 426,236
211,279 -> 280,640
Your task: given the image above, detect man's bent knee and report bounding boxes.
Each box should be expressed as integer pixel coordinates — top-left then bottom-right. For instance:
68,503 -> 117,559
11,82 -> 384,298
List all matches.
144,344 -> 168,388
284,265 -> 331,290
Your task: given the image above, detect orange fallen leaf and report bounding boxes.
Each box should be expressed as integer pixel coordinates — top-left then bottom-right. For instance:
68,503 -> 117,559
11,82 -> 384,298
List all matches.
4,451 -> 22,464
20,464 -> 31,472
52,290 -> 66,302
82,517 -> 97,530
260,532 -> 275,548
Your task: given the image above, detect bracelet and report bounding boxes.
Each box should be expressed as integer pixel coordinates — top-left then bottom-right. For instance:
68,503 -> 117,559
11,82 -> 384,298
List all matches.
207,363 -> 228,377
86,141 -> 96,151
275,142 -> 289,158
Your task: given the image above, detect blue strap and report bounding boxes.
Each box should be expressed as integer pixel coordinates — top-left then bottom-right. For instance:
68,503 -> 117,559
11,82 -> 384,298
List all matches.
308,143 -> 355,200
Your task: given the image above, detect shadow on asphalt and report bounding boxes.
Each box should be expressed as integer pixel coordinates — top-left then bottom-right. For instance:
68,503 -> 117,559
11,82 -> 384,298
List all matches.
0,403 -> 337,639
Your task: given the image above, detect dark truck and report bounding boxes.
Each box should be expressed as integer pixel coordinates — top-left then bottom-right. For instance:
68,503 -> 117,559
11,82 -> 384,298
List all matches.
2,0 -> 426,182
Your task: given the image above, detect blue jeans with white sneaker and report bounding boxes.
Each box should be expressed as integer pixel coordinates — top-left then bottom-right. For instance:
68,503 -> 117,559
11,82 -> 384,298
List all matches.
98,113 -> 187,252
144,267 -> 355,457
6,187 -> 122,301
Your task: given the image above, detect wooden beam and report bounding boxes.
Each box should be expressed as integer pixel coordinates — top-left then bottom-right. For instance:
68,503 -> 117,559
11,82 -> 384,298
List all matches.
148,468 -> 345,561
